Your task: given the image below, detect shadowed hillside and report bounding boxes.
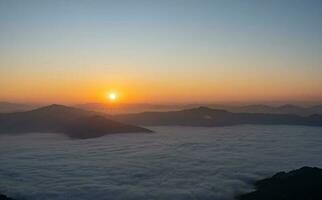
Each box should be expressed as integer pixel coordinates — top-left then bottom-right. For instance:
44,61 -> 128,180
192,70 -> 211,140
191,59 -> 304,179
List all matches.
0,104 -> 152,139
237,167 -> 322,200
114,106 -> 322,127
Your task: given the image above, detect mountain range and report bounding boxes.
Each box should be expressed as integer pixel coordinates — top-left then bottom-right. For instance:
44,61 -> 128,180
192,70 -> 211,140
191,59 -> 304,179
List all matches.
0,104 -> 152,139
2,102 -> 322,116
74,103 -> 322,116
0,104 -> 321,139
114,106 -> 322,127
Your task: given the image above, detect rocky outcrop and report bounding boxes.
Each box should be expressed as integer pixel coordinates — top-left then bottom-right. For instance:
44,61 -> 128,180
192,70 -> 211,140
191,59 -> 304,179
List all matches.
237,166 -> 322,200
0,193 -> 15,200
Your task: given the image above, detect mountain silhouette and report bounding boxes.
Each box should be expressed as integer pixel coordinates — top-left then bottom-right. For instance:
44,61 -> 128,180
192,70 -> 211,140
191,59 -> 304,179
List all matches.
114,106 -> 322,127
237,166 -> 322,200
3,101 -> 322,116
0,104 -> 152,139
0,193 -> 15,200
61,115 -> 152,139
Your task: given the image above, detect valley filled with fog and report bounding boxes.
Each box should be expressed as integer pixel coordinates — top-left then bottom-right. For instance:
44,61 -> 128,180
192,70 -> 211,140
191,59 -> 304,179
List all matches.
1,125 -> 322,200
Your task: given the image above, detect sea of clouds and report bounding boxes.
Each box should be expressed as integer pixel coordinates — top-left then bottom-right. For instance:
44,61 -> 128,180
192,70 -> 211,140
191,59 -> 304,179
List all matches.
1,125 -> 322,200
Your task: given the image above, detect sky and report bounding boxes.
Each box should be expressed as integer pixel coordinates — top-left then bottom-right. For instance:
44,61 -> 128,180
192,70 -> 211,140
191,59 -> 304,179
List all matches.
1,0 -> 322,105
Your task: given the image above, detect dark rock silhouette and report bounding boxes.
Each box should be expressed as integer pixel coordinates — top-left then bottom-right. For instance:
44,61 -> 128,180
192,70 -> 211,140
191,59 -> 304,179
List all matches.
61,115 -> 152,139
237,166 -> 322,200
0,104 -> 152,139
114,106 -> 322,127
0,193 -> 15,200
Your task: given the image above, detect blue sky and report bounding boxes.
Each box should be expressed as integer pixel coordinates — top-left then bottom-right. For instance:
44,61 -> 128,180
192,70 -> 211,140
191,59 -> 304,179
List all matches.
1,0 -> 322,104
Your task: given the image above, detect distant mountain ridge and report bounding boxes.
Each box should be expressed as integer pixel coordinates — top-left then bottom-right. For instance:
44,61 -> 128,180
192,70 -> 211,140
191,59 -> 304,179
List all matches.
114,106 -> 322,127
0,104 -> 152,139
74,102 -> 322,116
224,104 -> 322,116
2,102 -> 322,116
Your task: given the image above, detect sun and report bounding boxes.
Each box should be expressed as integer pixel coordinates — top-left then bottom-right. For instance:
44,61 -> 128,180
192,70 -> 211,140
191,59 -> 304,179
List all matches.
107,92 -> 118,102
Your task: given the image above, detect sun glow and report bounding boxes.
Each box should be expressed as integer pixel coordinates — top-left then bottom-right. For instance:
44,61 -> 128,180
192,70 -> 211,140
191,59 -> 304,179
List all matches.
107,92 -> 118,102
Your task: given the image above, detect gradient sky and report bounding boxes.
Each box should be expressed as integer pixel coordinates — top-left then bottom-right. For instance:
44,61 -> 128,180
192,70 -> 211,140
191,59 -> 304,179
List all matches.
1,0 -> 322,104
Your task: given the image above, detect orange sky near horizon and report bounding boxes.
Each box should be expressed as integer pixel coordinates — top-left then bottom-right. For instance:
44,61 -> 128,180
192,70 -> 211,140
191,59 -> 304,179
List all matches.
1,1 -> 322,105
1,67 -> 321,105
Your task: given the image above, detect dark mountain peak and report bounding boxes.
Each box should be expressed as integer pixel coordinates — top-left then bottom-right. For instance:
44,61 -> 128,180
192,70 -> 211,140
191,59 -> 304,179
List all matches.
278,104 -> 302,109
270,166 -> 322,180
297,166 -> 322,173
31,104 -> 89,117
192,106 -> 228,114
35,104 -> 74,111
198,106 -> 211,110
243,104 -> 272,109
0,104 -> 152,138
49,104 -> 65,107
238,166 -> 322,200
